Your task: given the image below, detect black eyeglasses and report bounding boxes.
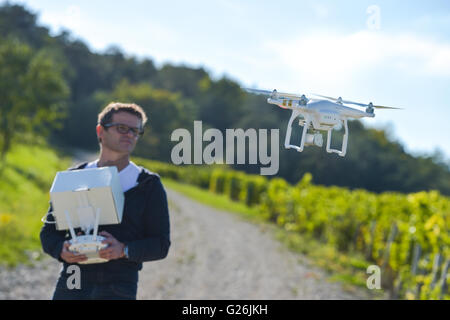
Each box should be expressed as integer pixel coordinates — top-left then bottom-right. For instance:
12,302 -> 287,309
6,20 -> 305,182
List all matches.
102,123 -> 144,137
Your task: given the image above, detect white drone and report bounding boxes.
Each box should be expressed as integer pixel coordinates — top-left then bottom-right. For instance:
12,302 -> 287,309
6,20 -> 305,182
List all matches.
245,88 -> 402,157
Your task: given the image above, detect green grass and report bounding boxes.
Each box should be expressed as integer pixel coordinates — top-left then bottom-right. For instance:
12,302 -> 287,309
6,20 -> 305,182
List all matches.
0,143 -> 71,267
162,177 -> 387,299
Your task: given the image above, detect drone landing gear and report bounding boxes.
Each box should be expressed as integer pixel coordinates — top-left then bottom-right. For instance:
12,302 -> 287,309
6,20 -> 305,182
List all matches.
284,110 -> 348,157
326,118 -> 348,157
285,109 -> 324,152
284,109 -> 306,152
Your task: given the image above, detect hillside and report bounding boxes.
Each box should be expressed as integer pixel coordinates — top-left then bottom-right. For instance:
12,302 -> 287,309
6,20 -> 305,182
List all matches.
1,3 -> 449,195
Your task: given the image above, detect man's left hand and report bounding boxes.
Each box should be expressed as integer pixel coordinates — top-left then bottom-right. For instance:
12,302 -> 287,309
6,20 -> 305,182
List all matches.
99,231 -> 125,260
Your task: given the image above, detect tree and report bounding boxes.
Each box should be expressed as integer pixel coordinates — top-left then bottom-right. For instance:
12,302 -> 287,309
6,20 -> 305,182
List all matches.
0,3 -> 50,48
151,64 -> 209,98
0,38 -> 69,161
197,76 -> 245,131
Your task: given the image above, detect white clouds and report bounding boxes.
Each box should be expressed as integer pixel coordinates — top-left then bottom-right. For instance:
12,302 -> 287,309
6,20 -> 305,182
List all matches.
40,5 -> 82,33
265,30 -> 450,88
216,0 -> 247,16
413,13 -> 450,31
384,33 -> 450,77
35,3 -> 180,58
423,44 -> 450,76
311,3 -> 329,19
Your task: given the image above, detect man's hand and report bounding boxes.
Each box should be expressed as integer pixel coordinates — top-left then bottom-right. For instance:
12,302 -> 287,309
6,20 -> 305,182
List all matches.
60,241 -> 88,264
99,231 -> 125,261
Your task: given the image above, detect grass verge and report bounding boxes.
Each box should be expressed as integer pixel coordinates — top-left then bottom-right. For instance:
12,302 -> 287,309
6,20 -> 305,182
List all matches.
0,143 -> 71,267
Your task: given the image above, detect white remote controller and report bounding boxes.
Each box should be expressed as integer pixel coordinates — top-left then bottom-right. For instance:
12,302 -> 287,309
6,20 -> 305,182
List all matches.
69,235 -> 109,264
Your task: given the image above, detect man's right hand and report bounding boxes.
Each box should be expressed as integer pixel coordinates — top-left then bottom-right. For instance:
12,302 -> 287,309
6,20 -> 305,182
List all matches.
60,240 -> 88,264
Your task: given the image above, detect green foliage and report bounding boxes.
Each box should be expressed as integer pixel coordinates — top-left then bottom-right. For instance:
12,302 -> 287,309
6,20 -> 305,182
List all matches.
238,174 -> 268,207
134,157 -> 450,299
196,77 -> 246,131
0,37 -> 69,160
152,64 -> 209,98
208,168 -> 268,207
209,168 -> 227,194
223,171 -> 245,201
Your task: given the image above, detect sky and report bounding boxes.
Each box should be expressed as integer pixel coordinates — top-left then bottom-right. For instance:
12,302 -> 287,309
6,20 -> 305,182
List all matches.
5,0 -> 450,161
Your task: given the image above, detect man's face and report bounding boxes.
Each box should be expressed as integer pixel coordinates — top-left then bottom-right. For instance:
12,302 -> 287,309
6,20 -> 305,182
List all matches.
97,112 -> 142,155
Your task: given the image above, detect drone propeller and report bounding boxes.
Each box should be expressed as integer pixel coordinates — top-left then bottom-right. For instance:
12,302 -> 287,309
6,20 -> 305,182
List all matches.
244,88 -> 274,95
368,104 -> 402,110
244,88 -> 305,100
312,94 -> 403,110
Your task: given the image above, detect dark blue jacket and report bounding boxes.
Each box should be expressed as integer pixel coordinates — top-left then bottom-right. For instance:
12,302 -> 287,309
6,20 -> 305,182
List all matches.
40,162 -> 171,283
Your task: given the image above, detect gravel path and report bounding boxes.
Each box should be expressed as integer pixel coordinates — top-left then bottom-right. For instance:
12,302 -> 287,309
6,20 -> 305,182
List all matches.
0,187 -> 376,300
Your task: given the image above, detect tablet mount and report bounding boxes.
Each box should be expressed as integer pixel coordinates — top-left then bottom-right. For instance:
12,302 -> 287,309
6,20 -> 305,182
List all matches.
64,188 -> 109,264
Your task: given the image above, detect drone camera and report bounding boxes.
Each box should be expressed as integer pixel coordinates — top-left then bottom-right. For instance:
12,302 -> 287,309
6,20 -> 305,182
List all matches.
305,132 -> 323,147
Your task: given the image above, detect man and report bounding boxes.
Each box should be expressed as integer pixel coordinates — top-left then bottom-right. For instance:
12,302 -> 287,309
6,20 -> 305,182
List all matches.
40,102 -> 171,300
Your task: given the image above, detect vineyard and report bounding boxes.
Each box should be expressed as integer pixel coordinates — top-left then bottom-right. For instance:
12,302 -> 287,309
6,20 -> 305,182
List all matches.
134,157 -> 450,300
